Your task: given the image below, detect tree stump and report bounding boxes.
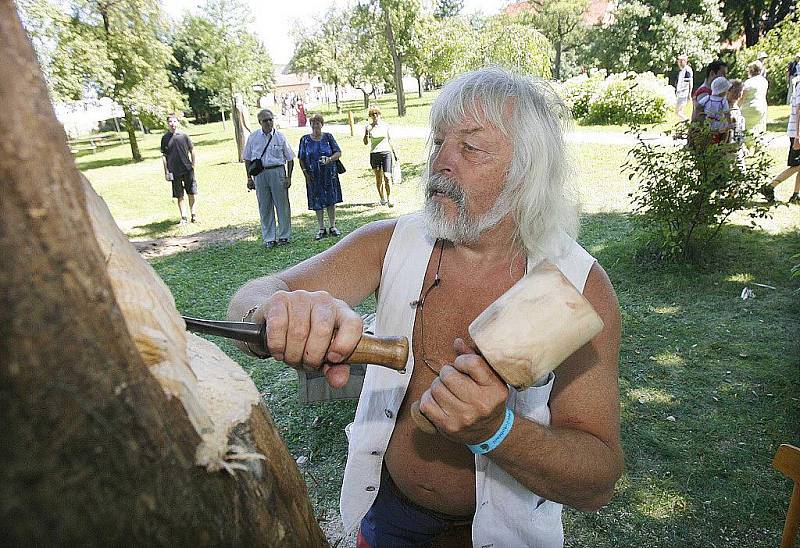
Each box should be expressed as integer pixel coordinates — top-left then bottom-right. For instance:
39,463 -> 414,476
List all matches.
0,4 -> 328,545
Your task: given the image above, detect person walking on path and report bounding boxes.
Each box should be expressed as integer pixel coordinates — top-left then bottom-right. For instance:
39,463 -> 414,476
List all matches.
298,113 -> 344,241
762,81 -> 800,204
787,53 -> 800,105
364,105 -> 397,208
160,113 -> 198,225
741,61 -> 769,139
675,54 -> 693,122
244,109 -> 295,249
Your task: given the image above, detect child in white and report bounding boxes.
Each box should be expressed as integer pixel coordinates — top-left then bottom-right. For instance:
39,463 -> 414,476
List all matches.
699,76 -> 733,143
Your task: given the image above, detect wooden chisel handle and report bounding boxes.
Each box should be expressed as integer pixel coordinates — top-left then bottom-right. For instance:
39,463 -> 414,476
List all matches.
349,334 -> 408,371
181,316 -> 408,371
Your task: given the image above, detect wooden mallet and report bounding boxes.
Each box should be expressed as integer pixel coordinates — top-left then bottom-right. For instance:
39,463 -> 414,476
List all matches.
410,260 -> 605,434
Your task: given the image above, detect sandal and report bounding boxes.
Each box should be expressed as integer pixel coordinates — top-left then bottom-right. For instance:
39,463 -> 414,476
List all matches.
328,226 -> 341,237
315,228 -> 327,240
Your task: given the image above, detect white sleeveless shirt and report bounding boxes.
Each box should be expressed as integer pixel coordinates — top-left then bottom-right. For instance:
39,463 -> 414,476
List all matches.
340,214 -> 597,547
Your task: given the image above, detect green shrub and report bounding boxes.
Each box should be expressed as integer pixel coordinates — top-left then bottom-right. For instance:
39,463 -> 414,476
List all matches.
731,13 -> 800,105
558,71 -> 670,125
625,123 -> 774,261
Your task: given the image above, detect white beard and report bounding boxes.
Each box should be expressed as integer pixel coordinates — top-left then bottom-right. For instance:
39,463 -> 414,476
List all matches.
422,172 -> 510,244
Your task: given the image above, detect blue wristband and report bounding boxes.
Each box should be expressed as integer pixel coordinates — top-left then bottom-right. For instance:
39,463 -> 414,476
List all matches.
467,407 -> 515,455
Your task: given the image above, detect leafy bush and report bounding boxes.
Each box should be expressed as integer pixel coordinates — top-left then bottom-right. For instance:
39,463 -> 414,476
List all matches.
557,71 -> 670,125
625,123 -> 774,261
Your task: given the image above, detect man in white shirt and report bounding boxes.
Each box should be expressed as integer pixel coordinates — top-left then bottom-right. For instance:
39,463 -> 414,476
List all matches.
243,109 -> 295,248
675,54 -> 693,121
228,68 -> 623,547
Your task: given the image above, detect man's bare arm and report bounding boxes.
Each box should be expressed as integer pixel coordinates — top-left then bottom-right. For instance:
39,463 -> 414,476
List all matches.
226,219 -> 397,385
488,263 -> 623,510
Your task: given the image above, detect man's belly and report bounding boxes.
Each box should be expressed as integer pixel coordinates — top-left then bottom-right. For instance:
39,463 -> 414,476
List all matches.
383,394 -> 477,517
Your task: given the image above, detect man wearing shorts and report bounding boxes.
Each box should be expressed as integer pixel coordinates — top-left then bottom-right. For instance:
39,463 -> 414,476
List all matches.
161,113 -> 197,224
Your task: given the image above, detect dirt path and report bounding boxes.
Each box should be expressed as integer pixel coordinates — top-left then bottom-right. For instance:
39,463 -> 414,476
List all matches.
132,226 -> 251,259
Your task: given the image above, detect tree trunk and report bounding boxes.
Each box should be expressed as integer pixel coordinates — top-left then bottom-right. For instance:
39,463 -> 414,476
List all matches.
554,40 -> 563,81
417,75 -> 423,98
0,6 -> 328,546
231,92 -> 248,163
381,2 -> 406,117
122,107 -> 142,162
361,88 -> 370,110
334,78 -> 341,113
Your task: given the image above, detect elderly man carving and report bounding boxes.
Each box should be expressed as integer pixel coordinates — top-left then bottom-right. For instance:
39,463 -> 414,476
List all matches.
228,67 -> 623,547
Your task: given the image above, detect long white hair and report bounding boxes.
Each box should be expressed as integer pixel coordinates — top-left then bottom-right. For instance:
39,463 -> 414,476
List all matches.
425,66 -> 579,259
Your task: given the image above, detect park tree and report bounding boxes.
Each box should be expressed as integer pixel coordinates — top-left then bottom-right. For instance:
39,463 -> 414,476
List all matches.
342,4 -> 393,109
589,0 -> 724,76
721,0 -> 797,47
522,0 -> 589,80
0,5 -> 328,545
290,9 -> 349,113
375,0 -> 422,116
433,0 -> 463,19
18,0 -> 185,162
467,15 -> 552,78
195,0 -> 273,162
169,15 -> 219,124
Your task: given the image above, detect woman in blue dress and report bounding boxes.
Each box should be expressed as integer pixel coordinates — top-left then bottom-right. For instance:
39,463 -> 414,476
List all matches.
298,113 -> 344,240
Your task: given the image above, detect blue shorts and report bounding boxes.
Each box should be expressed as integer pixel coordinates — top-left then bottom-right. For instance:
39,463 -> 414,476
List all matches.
357,465 -> 472,547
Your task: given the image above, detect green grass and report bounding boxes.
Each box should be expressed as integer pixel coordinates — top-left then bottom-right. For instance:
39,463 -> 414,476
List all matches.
82,114 -> 799,547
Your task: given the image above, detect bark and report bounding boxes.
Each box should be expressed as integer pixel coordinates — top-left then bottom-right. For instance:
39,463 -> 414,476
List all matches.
0,6 -> 327,546
123,107 -> 143,162
381,2 -> 406,117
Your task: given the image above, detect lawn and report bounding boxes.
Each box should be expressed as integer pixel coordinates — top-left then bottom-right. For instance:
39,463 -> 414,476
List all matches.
80,115 -> 799,546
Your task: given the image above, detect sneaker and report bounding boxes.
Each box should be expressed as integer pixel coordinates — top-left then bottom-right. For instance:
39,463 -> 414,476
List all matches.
179,216 -> 188,225
315,228 -> 327,240
379,199 -> 388,206
328,226 -> 342,237
760,185 -> 775,203
387,201 -> 394,208
190,213 -> 197,223
264,241 -> 277,249
789,193 -> 800,204
278,238 -> 290,245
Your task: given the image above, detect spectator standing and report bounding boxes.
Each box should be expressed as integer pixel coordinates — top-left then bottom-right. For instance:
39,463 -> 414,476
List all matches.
741,61 -> 769,138
297,98 -> 307,127
762,81 -> 800,204
298,113 -> 344,240
691,60 -> 728,124
244,109 -> 295,249
727,79 -> 745,147
758,51 -> 769,77
160,113 -> 197,225
787,53 -> 800,105
675,54 -> 693,121
363,105 -> 397,207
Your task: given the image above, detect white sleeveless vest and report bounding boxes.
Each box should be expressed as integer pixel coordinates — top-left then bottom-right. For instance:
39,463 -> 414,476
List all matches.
340,213 -> 597,548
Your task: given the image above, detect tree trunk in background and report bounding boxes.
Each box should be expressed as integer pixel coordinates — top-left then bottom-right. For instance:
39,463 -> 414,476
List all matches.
123,107 -> 142,162
0,6 -> 328,546
382,2 -> 406,117
417,75 -> 423,98
554,40 -> 563,81
231,97 -> 246,163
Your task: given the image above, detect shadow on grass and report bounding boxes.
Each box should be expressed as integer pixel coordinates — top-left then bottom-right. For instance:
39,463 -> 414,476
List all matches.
132,218 -> 179,237
193,137 -> 232,147
148,208 -> 798,546
565,211 -> 799,547
767,114 -> 789,133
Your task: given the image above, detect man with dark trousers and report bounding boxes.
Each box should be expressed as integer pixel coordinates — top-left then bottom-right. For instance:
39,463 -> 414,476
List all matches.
160,113 -> 197,224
